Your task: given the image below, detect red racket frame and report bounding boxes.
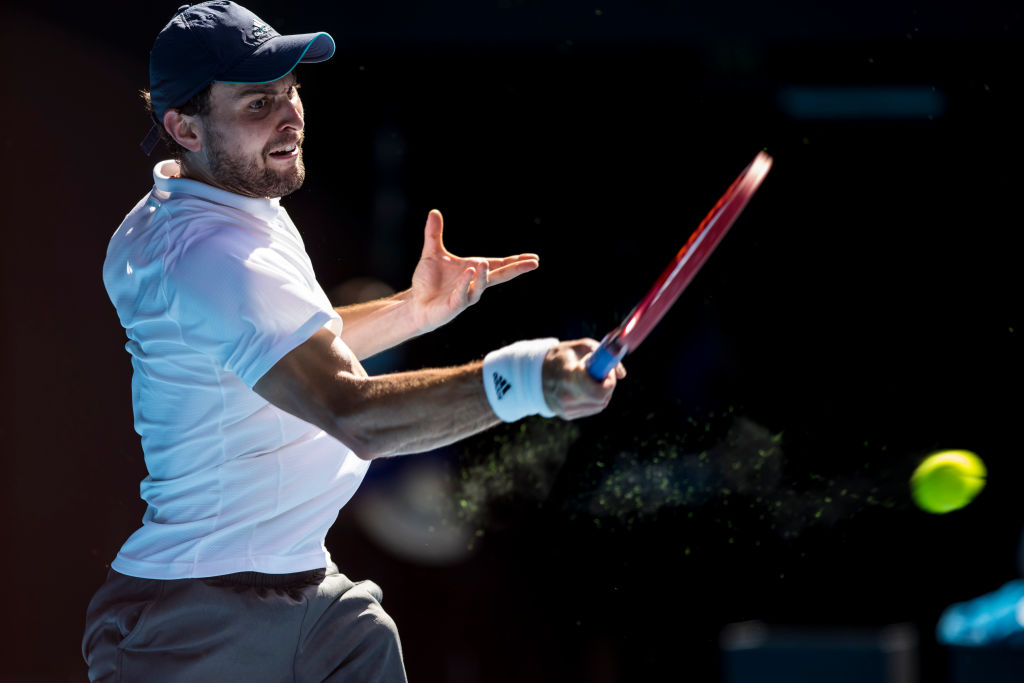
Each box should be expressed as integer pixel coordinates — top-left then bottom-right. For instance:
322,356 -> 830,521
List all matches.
586,151 -> 773,380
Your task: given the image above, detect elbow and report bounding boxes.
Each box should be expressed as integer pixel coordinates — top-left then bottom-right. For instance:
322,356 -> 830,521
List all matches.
349,439 -> 386,461
350,447 -> 380,461
326,413 -> 399,461
320,377 -> 403,460
328,420 -> 386,460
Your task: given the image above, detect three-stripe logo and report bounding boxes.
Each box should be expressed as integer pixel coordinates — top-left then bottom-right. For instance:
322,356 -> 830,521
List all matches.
492,372 -> 511,399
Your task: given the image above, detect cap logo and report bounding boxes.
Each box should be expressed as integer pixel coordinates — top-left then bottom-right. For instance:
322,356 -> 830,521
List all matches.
252,20 -> 269,37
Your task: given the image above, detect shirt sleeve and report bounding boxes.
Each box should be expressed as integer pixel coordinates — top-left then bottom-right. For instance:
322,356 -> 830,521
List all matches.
165,228 -> 338,387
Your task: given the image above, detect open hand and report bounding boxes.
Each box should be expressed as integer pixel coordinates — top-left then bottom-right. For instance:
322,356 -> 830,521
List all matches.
410,209 -> 539,332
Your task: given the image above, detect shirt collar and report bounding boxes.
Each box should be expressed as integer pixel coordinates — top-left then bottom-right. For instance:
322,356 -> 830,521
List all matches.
153,160 -> 282,222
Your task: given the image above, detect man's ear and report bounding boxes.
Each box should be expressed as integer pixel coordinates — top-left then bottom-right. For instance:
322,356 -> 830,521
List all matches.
163,110 -> 203,153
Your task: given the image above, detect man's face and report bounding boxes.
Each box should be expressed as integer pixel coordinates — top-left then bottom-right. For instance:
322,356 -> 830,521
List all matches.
189,74 -> 306,198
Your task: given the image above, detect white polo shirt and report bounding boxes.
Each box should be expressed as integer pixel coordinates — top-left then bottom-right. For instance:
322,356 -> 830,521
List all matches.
103,160 -> 370,579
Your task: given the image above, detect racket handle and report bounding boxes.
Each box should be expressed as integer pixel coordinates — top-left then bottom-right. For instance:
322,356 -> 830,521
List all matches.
586,335 -> 626,381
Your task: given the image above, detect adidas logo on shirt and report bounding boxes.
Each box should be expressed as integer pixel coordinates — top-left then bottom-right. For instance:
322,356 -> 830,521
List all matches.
492,372 -> 511,399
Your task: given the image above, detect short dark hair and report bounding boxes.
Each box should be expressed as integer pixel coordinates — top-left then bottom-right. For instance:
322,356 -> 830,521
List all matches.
140,84 -> 214,160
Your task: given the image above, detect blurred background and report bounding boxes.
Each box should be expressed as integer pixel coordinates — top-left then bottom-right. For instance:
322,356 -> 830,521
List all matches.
1,0 -> 1021,680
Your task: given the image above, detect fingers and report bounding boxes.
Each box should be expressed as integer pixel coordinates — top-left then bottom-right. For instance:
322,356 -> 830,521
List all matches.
487,258 -> 539,286
466,261 -> 489,304
447,266 -> 477,311
421,210 -> 539,282
447,260 -> 490,310
557,386 -> 616,421
573,338 -> 601,354
542,339 -> 624,420
561,373 -> 616,419
488,253 -> 540,268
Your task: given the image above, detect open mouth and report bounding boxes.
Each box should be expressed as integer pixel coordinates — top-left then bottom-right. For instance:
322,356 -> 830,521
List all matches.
269,143 -> 299,159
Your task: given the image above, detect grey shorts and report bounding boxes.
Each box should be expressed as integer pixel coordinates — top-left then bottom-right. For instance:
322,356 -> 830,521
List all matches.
82,562 -> 408,683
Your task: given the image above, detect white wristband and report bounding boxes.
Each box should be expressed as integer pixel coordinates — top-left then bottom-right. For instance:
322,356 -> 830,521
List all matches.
482,338 -> 558,422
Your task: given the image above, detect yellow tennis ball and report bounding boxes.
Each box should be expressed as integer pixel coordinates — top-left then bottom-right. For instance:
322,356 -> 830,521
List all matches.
911,450 -> 986,514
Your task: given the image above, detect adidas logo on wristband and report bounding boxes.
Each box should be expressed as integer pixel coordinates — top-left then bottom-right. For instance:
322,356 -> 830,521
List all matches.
492,372 -> 512,399
483,338 -> 557,422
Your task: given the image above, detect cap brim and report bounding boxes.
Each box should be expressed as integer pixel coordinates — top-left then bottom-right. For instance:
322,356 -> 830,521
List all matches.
216,32 -> 335,84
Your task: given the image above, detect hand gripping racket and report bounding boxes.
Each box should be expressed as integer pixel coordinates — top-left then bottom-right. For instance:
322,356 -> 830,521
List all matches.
586,150 -> 773,380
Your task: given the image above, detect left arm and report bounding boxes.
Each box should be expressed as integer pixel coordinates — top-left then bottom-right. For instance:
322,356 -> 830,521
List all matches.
334,289 -> 416,359
338,209 -> 539,359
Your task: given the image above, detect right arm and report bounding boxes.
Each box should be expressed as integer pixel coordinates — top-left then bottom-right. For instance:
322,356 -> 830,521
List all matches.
253,327 -> 623,459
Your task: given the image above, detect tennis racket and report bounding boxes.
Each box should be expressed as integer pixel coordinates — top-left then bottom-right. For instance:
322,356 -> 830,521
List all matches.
586,150 -> 774,380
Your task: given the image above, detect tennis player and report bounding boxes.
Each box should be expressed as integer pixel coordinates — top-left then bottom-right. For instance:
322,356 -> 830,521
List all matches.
81,2 -> 624,681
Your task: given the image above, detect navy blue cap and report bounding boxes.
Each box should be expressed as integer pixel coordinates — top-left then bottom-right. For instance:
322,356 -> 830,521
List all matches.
142,1 -> 335,155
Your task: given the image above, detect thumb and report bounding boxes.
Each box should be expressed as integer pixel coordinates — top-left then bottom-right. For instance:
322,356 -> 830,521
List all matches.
421,209 -> 445,258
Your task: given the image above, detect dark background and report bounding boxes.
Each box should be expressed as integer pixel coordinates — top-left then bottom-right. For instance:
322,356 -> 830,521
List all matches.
1,0 -> 1022,680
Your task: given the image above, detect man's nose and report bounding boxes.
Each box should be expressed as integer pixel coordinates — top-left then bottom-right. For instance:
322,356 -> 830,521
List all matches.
278,97 -> 304,132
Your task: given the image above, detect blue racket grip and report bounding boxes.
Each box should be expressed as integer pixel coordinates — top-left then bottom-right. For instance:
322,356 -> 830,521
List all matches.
586,335 -> 626,381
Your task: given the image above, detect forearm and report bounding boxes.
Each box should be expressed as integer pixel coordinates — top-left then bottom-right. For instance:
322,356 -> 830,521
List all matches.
255,328 -> 500,458
335,290 -> 422,360
325,362 -> 500,459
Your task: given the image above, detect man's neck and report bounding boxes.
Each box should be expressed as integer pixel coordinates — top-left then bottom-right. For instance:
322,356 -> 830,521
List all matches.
179,158 -> 263,199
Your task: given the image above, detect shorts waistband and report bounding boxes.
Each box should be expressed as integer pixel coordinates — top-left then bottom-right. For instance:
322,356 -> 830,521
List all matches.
203,568 -> 326,588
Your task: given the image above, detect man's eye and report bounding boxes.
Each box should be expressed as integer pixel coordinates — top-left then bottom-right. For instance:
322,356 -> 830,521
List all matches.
250,97 -> 267,110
